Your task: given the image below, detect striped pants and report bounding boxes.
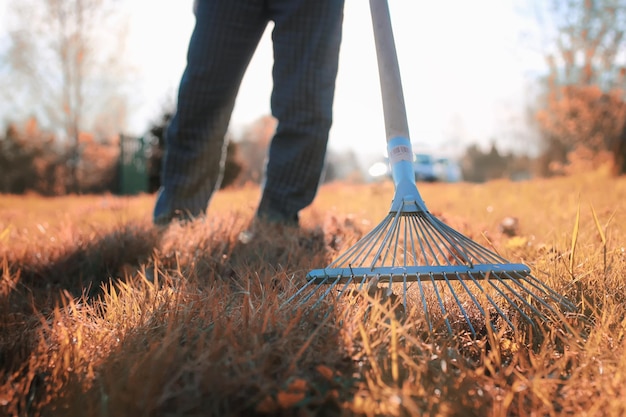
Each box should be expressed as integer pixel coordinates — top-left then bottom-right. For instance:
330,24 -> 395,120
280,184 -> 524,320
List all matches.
153,0 -> 345,225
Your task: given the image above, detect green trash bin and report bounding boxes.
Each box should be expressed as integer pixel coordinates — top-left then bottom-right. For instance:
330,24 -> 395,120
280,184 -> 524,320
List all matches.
118,134 -> 149,195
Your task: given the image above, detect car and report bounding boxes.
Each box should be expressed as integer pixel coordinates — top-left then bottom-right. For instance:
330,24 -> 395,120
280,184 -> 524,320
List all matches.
433,157 -> 463,183
413,153 -> 438,182
367,152 -> 462,183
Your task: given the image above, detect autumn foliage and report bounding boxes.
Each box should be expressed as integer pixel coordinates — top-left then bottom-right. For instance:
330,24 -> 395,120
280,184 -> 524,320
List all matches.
535,84 -> 626,175
0,118 -> 117,195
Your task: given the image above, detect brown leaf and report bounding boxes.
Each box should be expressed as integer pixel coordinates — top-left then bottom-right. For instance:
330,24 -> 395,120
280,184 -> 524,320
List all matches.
277,391 -> 306,408
316,365 -> 334,381
287,378 -> 308,392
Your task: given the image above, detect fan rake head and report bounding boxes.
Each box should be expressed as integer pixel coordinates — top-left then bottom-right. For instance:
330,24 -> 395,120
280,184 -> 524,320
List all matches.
287,204 -> 577,337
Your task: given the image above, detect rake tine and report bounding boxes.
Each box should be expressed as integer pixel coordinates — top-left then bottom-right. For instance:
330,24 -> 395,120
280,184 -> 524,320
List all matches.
372,210 -> 403,268
287,275 -> 336,308
416,274 -> 433,332
284,275 -> 322,308
442,273 -> 477,337
310,275 -> 345,309
406,216 -> 421,265
336,274 -> 356,300
524,277 -> 570,305
434,217 -> 507,264
463,272 -> 518,332
423,215 -> 453,264
412,214 -> 444,265
379,212 -> 399,267
421,214 -> 463,266
332,216 -> 390,267
454,272 -> 496,334
356,274 -> 370,291
516,271 -> 578,311
480,273 -> 539,329
357,222 -> 390,266
426,216 -> 474,266
491,271 -> 565,320
429,273 -> 453,334
402,273 -> 408,312
389,211 -> 405,266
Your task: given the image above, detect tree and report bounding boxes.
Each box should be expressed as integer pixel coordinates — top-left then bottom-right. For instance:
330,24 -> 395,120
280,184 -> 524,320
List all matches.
532,0 -> 626,174
0,122 -> 42,194
77,132 -> 119,193
2,0 -> 131,191
0,118 -> 71,195
536,84 -> 626,158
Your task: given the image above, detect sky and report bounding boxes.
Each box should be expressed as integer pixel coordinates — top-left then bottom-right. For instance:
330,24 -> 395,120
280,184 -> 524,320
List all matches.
0,0 -> 547,162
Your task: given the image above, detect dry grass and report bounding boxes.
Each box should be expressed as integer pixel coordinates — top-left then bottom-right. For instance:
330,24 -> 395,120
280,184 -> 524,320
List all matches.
0,171 -> 625,416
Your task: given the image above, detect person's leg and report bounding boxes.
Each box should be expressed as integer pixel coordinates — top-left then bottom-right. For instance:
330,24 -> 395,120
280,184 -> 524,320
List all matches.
154,0 -> 268,225
256,0 -> 345,225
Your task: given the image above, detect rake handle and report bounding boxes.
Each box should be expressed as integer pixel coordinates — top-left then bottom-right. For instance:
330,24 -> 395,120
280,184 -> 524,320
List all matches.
369,0 -> 410,143
370,0 -> 426,210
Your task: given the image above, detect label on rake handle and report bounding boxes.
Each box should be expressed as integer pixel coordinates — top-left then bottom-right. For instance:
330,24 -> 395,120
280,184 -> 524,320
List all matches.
388,145 -> 413,165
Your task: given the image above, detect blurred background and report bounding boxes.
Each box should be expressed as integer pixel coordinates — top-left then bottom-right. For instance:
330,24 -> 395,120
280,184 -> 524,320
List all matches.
0,0 -> 625,195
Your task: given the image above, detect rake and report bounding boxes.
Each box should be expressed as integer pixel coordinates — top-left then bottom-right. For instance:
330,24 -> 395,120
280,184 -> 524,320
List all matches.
287,0 -> 577,336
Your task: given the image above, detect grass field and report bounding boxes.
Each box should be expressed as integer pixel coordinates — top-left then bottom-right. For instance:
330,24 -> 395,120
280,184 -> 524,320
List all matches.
1,170 -> 625,416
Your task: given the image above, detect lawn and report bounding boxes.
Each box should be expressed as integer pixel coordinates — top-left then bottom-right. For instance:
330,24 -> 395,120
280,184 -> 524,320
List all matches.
1,170 -> 625,416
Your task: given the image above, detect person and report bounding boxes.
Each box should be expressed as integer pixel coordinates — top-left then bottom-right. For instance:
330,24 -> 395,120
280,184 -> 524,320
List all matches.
153,0 -> 345,228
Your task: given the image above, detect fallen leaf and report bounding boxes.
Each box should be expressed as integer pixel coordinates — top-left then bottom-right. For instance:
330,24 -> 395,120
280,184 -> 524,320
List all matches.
505,236 -> 527,249
277,391 -> 306,408
287,378 -> 308,392
316,365 -> 334,381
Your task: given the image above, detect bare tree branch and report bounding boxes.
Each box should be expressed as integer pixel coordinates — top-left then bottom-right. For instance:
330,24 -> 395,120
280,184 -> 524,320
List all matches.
2,0 -> 131,192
